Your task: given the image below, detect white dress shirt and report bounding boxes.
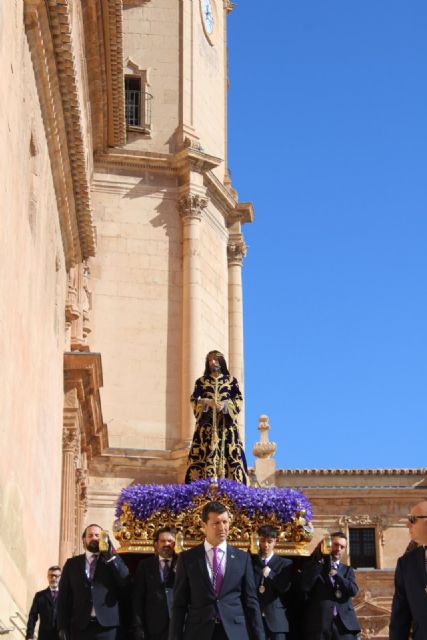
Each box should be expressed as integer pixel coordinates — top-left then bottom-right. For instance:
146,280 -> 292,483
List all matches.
204,540 -> 227,580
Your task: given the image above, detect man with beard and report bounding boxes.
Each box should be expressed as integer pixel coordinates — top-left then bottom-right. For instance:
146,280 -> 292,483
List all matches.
26,565 -> 61,640
133,527 -> 178,640
57,524 -> 129,640
389,500 -> 427,639
185,350 -> 248,484
299,532 -> 360,640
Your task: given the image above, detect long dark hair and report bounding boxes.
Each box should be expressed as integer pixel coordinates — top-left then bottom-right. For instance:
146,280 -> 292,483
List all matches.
203,350 -> 230,377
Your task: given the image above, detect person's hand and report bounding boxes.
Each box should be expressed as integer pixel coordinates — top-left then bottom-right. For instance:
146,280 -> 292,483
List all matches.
202,398 -> 215,409
262,566 -> 271,578
215,402 -> 223,411
100,536 -> 115,560
58,630 -> 68,640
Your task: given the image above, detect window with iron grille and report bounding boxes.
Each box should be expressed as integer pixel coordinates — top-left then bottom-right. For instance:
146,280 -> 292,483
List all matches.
349,527 -> 376,568
125,76 -> 152,132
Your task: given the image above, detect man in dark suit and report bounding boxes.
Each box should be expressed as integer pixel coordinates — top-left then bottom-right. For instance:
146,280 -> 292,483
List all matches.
251,525 -> 293,640
57,523 -> 129,640
169,501 -> 265,640
389,500 -> 427,640
299,531 -> 360,640
26,565 -> 61,640
133,526 -> 177,640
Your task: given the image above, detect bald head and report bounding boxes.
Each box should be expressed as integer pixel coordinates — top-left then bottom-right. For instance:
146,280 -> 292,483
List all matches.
407,501 -> 427,545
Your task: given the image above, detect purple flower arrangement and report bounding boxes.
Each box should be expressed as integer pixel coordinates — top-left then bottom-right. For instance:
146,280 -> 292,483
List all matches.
116,479 -> 312,523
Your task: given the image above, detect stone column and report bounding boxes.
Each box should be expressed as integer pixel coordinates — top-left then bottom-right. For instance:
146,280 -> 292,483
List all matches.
227,239 -> 247,437
178,194 -> 207,445
60,418 -> 79,565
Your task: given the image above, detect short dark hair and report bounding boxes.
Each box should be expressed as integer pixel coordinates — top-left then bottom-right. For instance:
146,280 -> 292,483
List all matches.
331,531 -> 347,540
153,526 -> 176,542
257,525 -> 278,539
82,524 -> 102,540
48,565 -> 61,573
201,501 -> 228,523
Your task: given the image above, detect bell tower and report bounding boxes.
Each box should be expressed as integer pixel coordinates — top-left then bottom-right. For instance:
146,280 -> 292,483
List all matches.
89,0 -> 253,484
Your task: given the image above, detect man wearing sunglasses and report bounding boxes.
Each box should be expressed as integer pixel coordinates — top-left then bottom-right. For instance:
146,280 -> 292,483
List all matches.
389,500 -> 427,640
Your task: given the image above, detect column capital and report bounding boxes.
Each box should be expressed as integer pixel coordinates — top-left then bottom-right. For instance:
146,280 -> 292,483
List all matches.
227,240 -> 247,266
178,194 -> 208,222
63,427 -> 79,454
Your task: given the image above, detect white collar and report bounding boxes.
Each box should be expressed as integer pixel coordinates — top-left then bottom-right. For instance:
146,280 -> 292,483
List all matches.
261,553 -> 274,563
85,551 -> 99,562
204,540 -> 227,553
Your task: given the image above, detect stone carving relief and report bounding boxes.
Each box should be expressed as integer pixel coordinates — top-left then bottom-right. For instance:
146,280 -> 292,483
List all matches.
65,260 -> 92,351
178,194 -> 208,221
227,239 -> 247,266
338,514 -> 387,545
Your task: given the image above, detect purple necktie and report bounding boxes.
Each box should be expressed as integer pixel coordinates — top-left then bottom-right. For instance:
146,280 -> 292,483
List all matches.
89,555 -> 98,581
212,547 -> 224,594
162,559 -> 170,582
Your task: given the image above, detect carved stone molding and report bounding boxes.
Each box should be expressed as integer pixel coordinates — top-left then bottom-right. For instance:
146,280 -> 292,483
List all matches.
339,514 -> 388,545
42,0 -> 96,259
227,239 -> 247,266
223,0 -> 236,14
178,194 -> 208,222
76,467 -> 89,511
66,261 -> 93,351
62,427 -> 79,455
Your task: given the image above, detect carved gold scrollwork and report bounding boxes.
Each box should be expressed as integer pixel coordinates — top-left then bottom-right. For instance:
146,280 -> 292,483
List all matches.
114,489 -> 313,556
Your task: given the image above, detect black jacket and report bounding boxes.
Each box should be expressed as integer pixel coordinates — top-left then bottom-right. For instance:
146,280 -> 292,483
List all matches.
133,554 -> 177,639
390,545 -> 427,640
251,554 -> 293,633
299,556 -> 360,636
169,543 -> 265,640
57,553 -> 129,632
26,588 -> 59,640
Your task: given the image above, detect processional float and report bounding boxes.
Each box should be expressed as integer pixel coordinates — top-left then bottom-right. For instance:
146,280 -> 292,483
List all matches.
112,478 -> 314,556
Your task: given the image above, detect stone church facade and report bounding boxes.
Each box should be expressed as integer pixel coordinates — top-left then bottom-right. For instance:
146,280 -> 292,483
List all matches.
0,2 -> 425,638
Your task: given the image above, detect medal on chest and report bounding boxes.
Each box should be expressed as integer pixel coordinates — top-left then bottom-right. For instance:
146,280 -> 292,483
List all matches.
259,584 -> 265,594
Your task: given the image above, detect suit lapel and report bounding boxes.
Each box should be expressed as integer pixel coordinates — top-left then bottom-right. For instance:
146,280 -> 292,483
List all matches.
412,546 -> 426,588
218,545 -> 237,595
252,555 -> 263,584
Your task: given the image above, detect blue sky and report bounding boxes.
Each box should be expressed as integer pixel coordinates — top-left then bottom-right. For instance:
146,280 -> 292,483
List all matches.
227,1 -> 427,469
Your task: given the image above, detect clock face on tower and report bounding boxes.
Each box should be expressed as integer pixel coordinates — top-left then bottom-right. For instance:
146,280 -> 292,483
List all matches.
200,0 -> 215,40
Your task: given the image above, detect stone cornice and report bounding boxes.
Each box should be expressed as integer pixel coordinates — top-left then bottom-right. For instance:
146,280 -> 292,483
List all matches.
24,1 -> 82,268
95,147 -> 223,177
24,0 -> 97,265
274,468 -> 427,476
46,0 -> 96,259
101,0 -> 126,146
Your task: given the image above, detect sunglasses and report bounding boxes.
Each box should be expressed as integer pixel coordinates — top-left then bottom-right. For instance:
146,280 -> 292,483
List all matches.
407,515 -> 427,524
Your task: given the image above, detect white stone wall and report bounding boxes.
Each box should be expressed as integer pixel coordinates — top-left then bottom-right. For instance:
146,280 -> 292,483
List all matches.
122,0 -> 180,153
91,171 -> 182,450
193,1 -> 226,170
0,0 -> 66,622
199,207 -> 229,357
